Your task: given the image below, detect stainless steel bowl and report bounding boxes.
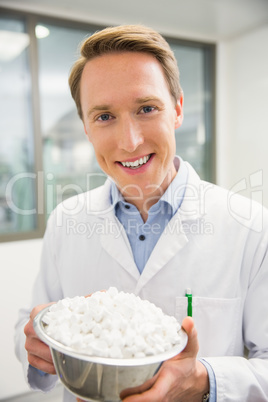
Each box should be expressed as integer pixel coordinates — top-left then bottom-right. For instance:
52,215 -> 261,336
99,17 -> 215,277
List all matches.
34,306 -> 188,402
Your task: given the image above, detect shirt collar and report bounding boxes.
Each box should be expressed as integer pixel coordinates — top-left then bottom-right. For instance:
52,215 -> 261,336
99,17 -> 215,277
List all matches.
110,156 -> 188,215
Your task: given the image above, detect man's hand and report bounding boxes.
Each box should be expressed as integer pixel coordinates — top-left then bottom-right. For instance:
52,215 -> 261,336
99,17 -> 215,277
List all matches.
120,317 -> 209,402
24,303 -> 56,375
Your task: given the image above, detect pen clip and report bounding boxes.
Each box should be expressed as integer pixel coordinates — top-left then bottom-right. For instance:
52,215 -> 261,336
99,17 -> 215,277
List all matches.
185,288 -> 192,317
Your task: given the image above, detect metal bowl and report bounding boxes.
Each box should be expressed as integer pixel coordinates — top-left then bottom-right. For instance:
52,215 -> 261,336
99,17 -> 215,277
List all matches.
34,306 -> 188,402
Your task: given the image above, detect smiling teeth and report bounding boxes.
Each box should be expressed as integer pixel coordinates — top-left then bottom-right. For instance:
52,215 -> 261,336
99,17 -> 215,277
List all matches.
121,155 -> 150,168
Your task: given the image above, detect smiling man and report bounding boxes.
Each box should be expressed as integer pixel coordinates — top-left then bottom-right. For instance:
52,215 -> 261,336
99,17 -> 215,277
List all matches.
15,25 -> 268,402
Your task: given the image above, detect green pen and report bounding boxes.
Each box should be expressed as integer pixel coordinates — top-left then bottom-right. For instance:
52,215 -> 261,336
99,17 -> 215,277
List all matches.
185,288 -> 192,317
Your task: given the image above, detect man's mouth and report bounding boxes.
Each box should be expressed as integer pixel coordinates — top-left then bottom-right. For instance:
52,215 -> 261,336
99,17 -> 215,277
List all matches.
120,154 -> 152,169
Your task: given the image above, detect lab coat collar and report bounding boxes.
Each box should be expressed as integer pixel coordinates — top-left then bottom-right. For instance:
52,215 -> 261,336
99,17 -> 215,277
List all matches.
85,177 -> 116,215
177,162 -> 211,222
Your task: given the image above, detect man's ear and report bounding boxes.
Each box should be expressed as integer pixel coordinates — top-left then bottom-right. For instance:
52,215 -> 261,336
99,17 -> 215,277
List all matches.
174,95 -> 183,129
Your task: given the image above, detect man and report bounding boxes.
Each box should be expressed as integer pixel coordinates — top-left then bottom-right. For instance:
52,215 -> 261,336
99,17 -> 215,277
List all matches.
15,25 -> 268,401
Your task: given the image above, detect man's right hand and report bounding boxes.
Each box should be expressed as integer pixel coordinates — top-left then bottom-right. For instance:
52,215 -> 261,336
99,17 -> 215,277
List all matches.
24,304 -> 56,375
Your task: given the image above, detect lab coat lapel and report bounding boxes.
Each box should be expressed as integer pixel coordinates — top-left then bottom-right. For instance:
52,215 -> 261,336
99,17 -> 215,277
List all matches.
100,212 -> 140,281
89,179 -> 139,280
135,163 -> 205,293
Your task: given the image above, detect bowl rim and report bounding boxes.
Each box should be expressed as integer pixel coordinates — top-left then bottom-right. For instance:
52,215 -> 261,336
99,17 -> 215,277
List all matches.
34,305 -> 188,367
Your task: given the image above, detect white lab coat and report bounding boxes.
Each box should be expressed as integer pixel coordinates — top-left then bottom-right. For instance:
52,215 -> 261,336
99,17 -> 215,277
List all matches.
15,162 -> 268,401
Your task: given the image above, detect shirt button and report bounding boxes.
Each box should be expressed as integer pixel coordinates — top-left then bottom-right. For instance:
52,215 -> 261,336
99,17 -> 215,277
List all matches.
139,234 -> 146,241
125,205 -> 130,209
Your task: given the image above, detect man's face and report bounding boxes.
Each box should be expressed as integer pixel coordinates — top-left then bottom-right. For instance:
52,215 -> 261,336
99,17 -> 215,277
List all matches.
81,51 -> 183,202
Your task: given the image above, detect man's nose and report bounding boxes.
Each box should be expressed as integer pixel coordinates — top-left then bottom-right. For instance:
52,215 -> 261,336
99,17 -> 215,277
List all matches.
117,117 -> 144,153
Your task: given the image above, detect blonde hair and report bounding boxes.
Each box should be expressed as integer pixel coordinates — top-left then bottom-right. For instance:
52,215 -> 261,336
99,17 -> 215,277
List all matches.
69,24 -> 182,120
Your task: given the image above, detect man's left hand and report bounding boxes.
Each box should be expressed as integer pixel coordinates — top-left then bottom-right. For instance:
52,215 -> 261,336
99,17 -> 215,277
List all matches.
120,317 -> 209,402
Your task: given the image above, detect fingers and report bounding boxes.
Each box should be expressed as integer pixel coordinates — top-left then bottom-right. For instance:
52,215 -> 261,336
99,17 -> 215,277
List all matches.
28,353 -> 56,375
24,303 -> 56,375
179,316 -> 199,359
120,374 -> 157,400
181,316 -> 195,335
25,336 -> 53,363
25,333 -> 55,374
121,368 -> 175,402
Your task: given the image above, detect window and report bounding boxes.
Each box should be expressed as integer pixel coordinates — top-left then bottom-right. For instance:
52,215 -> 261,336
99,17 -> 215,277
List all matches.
171,42 -> 215,181
0,10 -> 215,241
37,23 -> 105,219
0,16 -> 38,239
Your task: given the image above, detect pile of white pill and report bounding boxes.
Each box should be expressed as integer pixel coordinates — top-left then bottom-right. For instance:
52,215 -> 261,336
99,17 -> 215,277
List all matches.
43,287 -> 182,359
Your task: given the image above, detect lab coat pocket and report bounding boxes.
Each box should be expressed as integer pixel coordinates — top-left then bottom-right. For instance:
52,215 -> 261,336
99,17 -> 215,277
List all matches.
175,296 -> 241,357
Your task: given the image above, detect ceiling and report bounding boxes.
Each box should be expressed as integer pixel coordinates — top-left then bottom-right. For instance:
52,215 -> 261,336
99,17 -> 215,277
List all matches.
0,0 -> 268,42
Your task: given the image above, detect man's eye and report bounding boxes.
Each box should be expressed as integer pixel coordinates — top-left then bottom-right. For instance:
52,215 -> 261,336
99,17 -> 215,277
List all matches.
97,114 -> 111,121
141,106 -> 155,114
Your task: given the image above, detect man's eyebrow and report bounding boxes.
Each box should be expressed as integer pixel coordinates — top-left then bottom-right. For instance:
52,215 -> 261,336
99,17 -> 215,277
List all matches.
87,105 -> 111,118
135,96 -> 163,104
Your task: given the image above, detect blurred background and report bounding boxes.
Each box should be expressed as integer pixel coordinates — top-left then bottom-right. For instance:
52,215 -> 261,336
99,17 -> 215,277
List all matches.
0,0 -> 267,400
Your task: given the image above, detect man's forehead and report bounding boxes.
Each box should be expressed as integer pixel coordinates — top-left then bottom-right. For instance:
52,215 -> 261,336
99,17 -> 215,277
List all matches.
82,51 -> 164,77
80,52 -> 173,113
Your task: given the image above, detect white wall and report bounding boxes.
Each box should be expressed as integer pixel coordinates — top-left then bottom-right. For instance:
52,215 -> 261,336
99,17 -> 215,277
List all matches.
216,25 -> 268,208
1,18 -> 268,402
0,239 -> 43,399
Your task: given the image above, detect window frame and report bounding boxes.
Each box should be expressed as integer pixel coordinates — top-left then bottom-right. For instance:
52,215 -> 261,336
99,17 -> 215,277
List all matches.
0,7 -> 216,243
